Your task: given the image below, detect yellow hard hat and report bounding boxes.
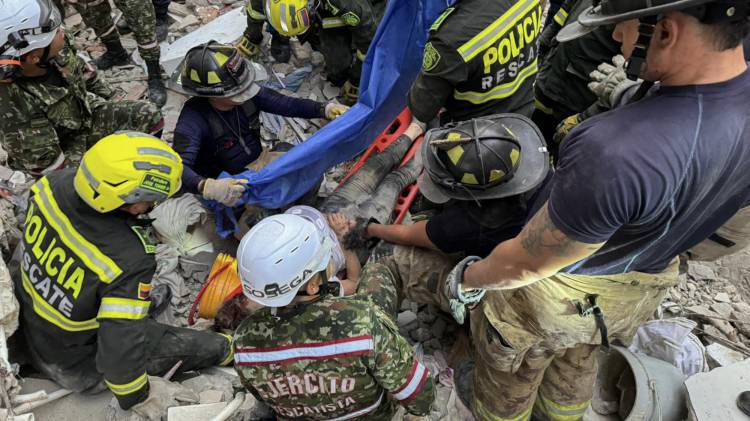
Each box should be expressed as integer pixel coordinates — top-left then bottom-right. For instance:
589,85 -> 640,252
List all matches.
74,131 -> 183,213
264,0 -> 314,37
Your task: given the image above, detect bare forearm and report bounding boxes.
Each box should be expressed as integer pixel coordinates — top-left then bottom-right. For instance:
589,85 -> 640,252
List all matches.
463,240 -> 552,290
367,221 -> 438,250
343,249 -> 361,284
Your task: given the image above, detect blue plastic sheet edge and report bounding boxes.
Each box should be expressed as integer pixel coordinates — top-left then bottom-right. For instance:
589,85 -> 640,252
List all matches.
208,0 -> 451,238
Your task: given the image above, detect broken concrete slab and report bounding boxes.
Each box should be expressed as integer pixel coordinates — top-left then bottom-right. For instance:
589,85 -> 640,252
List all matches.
167,402 -> 228,421
705,343 -> 746,368
686,358 -> 750,420
198,389 -> 225,404
160,6 -> 246,75
19,378 -> 111,421
714,292 -> 732,303
181,373 -> 234,398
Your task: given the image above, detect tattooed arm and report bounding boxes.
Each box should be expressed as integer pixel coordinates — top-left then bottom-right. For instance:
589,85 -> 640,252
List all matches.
462,202 -> 604,290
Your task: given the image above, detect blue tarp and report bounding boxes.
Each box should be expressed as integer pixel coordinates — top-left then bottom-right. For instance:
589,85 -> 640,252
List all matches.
210,0 -> 450,237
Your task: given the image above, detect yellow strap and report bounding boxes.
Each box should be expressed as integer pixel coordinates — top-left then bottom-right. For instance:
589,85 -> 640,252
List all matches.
355,49 -> 366,61
21,272 -> 100,332
474,398 -> 532,421
105,372 -> 148,396
98,297 -> 150,320
453,59 -> 538,104
218,333 -> 234,366
534,397 -> 590,421
31,179 -> 122,284
534,98 -> 554,115
457,0 -> 539,62
553,8 -> 569,27
245,3 -> 265,20
322,17 -> 346,28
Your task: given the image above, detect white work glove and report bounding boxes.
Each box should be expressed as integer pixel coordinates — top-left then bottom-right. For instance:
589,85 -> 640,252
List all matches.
325,102 -> 349,120
588,55 -> 640,109
444,256 -> 486,325
201,178 -> 248,207
131,377 -> 199,420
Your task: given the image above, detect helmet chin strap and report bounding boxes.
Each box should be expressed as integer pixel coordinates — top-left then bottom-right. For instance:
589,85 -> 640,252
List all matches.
626,15 -> 658,103
625,15 -> 658,81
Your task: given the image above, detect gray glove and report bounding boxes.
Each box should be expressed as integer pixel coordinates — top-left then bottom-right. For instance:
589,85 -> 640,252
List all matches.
588,55 -> 640,109
131,377 -> 199,420
201,178 -> 248,207
444,256 -> 486,324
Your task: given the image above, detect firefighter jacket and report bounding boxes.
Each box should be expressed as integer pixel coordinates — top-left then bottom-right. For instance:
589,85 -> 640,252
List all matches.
16,169 -> 157,409
408,0 -> 543,123
233,284 -> 435,420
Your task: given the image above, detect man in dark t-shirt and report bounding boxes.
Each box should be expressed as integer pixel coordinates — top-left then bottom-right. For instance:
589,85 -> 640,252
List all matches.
365,114 -> 549,258
420,2 -> 750,421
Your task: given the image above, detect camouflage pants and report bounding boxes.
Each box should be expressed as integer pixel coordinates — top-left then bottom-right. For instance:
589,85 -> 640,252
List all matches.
67,98 -> 163,164
74,0 -> 160,62
386,245 -> 680,421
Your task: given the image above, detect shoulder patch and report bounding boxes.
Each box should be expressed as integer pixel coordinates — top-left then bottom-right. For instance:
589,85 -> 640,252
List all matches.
131,225 -> 157,254
422,42 -> 441,72
138,282 -> 152,300
340,11 -> 361,26
430,7 -> 455,32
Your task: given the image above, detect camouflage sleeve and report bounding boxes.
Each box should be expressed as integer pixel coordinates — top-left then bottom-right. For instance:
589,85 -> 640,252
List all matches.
244,0 -> 266,44
364,308 -> 435,415
407,35 -> 468,122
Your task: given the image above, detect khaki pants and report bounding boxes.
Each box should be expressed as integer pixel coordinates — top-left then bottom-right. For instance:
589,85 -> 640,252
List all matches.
688,206 -> 750,261
391,244 -> 680,421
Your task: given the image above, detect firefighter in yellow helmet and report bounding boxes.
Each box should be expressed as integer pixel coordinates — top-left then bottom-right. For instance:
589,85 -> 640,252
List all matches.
263,0 -> 386,105
16,132 -> 234,418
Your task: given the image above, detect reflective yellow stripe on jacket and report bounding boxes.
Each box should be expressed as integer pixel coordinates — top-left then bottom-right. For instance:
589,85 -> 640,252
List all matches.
21,271 -> 100,332
98,297 -> 150,320
553,7 -> 569,26
457,0 -> 539,62
322,17 -> 346,28
105,372 -> 148,396
534,397 -> 590,421
31,178 -> 122,284
454,58 -> 538,104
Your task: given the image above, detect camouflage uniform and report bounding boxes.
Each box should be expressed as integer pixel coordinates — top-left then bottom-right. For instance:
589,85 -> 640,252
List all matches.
73,0 -> 160,63
0,36 -> 162,173
233,262 -> 435,420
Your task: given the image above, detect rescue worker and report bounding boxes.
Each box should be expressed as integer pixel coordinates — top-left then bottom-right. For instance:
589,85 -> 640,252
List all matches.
71,0 -> 167,106
363,114 -> 550,258
171,42 -> 348,207
263,0 -> 386,105
0,0 -> 162,174
437,1 -> 750,420
236,0 -> 292,63
16,132 -> 234,416
233,212 -> 435,420
532,0 -> 620,146
407,0 -> 543,124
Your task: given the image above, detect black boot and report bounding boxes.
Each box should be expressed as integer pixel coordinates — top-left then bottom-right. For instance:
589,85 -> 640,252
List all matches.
95,39 -> 129,70
271,36 -> 291,63
146,59 -> 167,107
155,15 -> 170,42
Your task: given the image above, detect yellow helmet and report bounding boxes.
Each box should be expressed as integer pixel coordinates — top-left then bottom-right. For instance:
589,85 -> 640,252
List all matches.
264,0 -> 314,37
74,132 -> 183,213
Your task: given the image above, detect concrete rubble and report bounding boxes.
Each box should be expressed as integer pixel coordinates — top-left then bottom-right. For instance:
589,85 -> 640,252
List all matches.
1,3 -> 747,421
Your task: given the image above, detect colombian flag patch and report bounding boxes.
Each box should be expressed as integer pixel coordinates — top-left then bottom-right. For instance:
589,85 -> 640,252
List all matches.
138,283 -> 152,300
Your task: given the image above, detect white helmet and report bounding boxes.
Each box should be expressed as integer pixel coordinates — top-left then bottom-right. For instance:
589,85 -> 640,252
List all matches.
0,0 -> 62,57
237,213 -> 333,307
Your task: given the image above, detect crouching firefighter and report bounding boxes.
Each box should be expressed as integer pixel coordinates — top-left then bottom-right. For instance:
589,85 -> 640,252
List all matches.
233,213 -> 436,420
15,132 -> 233,417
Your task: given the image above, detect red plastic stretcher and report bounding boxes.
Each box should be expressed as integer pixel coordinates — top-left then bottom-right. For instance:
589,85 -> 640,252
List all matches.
337,107 -> 422,224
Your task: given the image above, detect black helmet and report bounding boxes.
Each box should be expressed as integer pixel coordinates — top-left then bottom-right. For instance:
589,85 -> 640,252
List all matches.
558,0 -> 750,42
418,114 -> 549,204
169,41 -> 268,101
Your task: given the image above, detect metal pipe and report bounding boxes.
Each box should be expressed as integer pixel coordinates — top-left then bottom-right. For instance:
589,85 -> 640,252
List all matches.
13,389 -> 72,415
207,392 -> 245,421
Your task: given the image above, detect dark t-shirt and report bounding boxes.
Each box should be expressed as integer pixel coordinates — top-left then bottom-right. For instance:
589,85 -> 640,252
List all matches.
426,194 -> 531,257
547,69 -> 750,275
